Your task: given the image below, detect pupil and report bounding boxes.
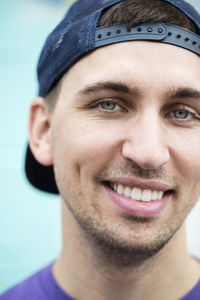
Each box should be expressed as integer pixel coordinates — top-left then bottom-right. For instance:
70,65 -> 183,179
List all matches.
174,109 -> 188,119
101,101 -> 115,110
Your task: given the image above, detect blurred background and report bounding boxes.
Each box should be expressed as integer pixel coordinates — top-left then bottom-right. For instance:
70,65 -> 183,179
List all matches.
0,0 -> 200,294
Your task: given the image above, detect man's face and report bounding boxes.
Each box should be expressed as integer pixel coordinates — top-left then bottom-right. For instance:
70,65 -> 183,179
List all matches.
50,41 -> 200,262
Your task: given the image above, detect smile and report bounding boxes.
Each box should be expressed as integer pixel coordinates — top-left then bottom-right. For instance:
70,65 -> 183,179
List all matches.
110,183 -> 164,202
104,181 -> 173,217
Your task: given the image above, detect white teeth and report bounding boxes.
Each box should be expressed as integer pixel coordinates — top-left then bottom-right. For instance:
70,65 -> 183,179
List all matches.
124,187 -> 131,198
111,183 -> 165,202
141,189 -> 152,202
152,191 -> 158,200
131,188 -> 141,200
117,184 -> 124,195
157,191 -> 163,200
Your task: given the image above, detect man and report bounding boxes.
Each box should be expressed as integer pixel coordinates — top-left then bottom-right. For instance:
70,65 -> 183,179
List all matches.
1,0 -> 200,299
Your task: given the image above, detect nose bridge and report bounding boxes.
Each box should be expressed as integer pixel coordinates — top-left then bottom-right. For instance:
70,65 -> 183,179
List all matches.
138,109 -> 161,143
122,108 -> 170,170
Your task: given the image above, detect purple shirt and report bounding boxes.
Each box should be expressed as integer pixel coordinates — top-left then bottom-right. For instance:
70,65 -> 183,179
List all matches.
0,263 -> 200,299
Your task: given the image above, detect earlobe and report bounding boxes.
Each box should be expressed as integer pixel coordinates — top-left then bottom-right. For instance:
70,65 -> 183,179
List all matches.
28,97 -> 53,166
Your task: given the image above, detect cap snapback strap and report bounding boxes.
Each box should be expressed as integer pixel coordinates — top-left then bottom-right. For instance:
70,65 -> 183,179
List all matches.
95,23 -> 200,56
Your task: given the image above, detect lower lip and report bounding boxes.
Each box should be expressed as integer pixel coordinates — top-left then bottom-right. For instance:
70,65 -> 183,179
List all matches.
104,185 -> 171,218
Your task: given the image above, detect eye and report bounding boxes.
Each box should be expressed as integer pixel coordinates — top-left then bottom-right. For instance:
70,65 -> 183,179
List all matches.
97,100 -> 123,111
87,98 -> 128,115
166,105 -> 200,122
173,109 -> 190,120
100,101 -> 117,110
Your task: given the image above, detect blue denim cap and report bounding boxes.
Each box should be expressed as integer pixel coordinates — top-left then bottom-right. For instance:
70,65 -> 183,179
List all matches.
38,0 -> 200,97
26,0 -> 200,194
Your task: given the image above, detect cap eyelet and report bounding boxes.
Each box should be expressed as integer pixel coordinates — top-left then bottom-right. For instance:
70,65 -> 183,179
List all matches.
116,30 -> 121,34
147,27 -> 153,32
176,34 -> 181,39
137,27 -> 142,32
107,32 -> 111,36
158,28 -> 163,33
97,34 -> 102,39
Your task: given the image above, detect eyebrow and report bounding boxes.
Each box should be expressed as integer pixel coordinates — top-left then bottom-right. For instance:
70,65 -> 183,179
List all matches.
78,82 -> 200,102
78,81 -> 140,97
168,87 -> 200,100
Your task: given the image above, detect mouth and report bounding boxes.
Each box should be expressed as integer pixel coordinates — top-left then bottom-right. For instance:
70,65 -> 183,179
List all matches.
103,181 -> 174,217
104,181 -> 173,203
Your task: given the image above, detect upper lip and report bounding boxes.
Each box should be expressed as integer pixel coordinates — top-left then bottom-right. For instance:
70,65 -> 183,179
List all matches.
105,177 -> 174,192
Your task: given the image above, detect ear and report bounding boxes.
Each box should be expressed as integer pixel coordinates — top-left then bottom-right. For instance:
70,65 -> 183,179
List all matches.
28,97 -> 53,166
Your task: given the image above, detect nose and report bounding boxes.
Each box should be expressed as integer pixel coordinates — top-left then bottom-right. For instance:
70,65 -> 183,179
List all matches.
121,112 -> 170,170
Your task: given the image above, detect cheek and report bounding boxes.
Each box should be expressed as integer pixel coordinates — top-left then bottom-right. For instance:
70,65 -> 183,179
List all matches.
170,130 -> 200,193
53,118 -> 124,178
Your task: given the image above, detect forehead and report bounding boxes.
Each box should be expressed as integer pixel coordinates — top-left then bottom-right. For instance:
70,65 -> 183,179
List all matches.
59,41 -> 200,98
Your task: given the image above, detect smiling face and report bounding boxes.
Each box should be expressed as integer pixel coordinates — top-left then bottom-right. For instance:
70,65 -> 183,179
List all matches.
49,41 -> 200,264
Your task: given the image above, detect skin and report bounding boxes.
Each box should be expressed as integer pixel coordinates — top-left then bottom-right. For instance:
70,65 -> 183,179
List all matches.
29,41 -> 200,300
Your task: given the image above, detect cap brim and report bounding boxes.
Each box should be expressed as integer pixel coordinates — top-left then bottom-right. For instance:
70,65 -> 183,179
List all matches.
25,143 -> 59,194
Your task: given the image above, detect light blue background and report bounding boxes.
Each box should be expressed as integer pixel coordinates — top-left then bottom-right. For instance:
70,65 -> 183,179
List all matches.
0,0 -> 69,292
0,0 -> 200,294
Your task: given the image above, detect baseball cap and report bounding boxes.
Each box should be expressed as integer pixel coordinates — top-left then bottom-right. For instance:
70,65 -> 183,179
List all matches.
25,0 -> 200,194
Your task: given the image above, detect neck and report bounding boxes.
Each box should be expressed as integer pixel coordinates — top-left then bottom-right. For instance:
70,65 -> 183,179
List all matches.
53,200 -> 200,300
